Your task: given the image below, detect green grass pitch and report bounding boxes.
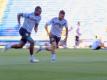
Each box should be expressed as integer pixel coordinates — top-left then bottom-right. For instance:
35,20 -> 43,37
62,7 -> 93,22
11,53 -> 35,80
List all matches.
0,48 -> 107,80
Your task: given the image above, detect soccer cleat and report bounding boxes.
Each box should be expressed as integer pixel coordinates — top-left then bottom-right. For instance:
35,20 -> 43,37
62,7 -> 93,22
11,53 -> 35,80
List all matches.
30,59 -> 39,63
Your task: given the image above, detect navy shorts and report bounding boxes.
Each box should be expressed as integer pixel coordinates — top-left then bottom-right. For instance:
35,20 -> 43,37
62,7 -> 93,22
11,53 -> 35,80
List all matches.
19,28 -> 33,43
75,36 -> 79,41
94,46 -> 101,50
50,34 -> 61,48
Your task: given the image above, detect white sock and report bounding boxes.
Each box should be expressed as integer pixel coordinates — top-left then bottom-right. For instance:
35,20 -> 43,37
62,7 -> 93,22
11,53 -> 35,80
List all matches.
30,55 -> 35,60
51,53 -> 56,61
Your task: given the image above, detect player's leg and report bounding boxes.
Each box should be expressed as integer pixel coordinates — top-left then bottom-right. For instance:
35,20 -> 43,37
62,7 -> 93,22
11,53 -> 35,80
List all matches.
5,27 -> 28,50
4,37 -> 26,51
36,35 -> 58,61
11,43 -> 25,48
74,36 -> 79,48
36,36 -> 55,53
27,37 -> 34,56
11,38 -> 26,48
100,42 -> 107,48
36,43 -> 54,53
94,46 -> 101,50
50,35 -> 60,61
27,36 -> 39,62
50,41 -> 57,61
36,35 -> 60,59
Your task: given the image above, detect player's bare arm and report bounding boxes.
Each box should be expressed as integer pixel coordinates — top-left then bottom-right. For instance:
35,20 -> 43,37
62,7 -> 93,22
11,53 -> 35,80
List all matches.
45,24 -> 50,36
17,13 -> 23,25
64,26 -> 68,42
34,23 -> 38,32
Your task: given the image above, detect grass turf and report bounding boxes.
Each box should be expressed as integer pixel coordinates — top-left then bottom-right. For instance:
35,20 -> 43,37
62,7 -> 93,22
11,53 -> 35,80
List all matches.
0,49 -> 107,80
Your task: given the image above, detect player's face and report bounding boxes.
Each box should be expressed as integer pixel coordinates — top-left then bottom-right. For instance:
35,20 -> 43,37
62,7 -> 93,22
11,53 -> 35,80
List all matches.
77,22 -> 80,26
59,13 -> 65,20
34,8 -> 42,16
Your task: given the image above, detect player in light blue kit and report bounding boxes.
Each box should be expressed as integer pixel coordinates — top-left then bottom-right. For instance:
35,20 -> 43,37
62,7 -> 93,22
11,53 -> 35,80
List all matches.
5,6 -> 42,63
74,21 -> 81,48
91,36 -> 107,50
36,10 -> 68,61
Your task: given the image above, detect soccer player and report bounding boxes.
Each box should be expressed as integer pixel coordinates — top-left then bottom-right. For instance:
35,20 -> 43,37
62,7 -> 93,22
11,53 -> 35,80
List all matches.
74,21 -> 81,48
91,36 -> 107,50
37,10 -> 68,61
5,6 -> 42,63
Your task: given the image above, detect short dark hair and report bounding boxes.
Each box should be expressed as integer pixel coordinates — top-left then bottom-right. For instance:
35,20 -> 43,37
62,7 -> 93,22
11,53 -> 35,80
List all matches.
35,6 -> 41,11
59,10 -> 65,15
95,35 -> 98,39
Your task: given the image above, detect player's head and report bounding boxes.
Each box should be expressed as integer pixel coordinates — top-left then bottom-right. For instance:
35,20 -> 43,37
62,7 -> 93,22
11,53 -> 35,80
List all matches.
95,35 -> 98,39
77,21 -> 80,26
58,10 -> 65,20
34,6 -> 42,16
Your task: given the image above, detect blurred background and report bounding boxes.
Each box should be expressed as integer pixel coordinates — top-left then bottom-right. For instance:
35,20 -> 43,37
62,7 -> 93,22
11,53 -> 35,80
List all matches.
0,0 -> 107,48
